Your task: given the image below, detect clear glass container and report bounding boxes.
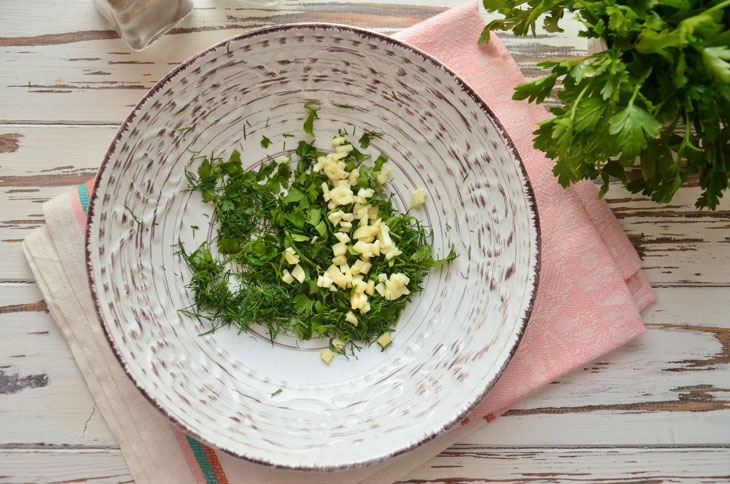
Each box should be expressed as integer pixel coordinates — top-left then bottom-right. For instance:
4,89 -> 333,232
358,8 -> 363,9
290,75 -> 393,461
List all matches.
93,0 -> 194,51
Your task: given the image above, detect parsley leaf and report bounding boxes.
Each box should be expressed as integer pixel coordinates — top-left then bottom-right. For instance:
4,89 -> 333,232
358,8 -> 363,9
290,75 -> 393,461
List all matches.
702,46 -> 730,83
303,101 -> 320,136
358,131 -> 381,148
608,104 -> 662,159
573,97 -> 606,133
513,73 -> 558,104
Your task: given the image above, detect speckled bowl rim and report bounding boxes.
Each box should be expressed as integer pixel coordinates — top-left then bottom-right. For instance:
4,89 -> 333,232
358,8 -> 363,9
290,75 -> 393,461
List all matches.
86,22 -> 542,472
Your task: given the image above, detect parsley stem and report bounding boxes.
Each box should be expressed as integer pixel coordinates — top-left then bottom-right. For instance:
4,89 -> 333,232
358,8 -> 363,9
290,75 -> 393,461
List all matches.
680,111 -> 702,153
628,85 -> 640,106
631,67 -> 653,107
705,0 -> 730,13
569,84 -> 590,125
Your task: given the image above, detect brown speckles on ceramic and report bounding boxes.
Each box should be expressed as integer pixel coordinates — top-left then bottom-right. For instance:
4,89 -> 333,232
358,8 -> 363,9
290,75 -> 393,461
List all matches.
86,24 -> 539,471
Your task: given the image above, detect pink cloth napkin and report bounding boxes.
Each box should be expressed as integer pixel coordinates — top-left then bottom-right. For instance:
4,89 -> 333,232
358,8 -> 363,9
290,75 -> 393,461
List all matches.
393,2 -> 656,423
23,2 -> 655,483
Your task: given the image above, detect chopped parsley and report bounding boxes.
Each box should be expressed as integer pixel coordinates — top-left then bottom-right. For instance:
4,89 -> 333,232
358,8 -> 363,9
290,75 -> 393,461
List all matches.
358,131 -> 381,149
303,101 -> 320,136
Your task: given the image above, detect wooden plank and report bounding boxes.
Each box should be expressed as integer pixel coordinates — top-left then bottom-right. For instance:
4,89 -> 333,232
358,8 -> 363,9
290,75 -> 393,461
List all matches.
2,126 -> 730,284
0,1 -> 586,124
1,284 -> 728,447
0,126 -> 112,281
0,0 -> 455,38
1,447 -> 729,484
0,289 -> 114,446
400,446 -> 730,483
606,189 -> 730,287
0,0 -> 450,123
0,449 -> 132,484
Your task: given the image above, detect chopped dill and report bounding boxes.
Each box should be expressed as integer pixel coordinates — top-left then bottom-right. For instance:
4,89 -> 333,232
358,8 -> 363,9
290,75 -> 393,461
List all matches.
282,133 -> 295,138
271,388 -> 283,397
333,103 -> 353,109
178,126 -> 193,133
261,135 -> 272,149
226,42 -> 230,54
124,205 -> 141,225
178,103 -> 456,358
463,173 -> 469,182
391,91 -> 398,100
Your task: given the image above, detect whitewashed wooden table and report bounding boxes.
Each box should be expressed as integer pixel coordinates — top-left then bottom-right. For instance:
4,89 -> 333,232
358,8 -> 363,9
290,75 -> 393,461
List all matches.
1,1 -> 729,482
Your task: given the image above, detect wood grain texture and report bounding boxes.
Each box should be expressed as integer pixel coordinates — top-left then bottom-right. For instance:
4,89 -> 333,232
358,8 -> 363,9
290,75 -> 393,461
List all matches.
0,126 -> 114,281
1,447 -> 729,484
1,0 -> 729,481
0,449 -> 133,484
399,446 -> 730,483
0,1 -> 584,124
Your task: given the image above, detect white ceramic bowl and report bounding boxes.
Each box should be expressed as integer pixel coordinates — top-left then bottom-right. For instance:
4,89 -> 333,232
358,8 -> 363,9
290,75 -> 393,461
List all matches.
86,24 -> 540,470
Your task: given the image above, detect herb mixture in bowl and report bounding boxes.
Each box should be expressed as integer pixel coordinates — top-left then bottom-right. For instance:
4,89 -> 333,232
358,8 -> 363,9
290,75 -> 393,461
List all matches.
180,103 -> 456,363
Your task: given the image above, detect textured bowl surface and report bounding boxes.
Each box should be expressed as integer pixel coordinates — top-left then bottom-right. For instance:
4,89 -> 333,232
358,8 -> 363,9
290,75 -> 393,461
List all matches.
86,24 -> 540,470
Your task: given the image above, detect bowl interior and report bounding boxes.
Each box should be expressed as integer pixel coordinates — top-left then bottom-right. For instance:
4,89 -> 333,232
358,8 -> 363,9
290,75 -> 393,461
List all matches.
86,24 -> 539,470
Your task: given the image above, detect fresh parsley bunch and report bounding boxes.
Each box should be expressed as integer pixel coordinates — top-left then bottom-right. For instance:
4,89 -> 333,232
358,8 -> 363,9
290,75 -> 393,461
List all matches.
481,0 -> 730,209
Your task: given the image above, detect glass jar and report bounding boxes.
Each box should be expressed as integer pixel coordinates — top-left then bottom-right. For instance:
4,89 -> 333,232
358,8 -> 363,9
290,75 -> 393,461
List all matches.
93,0 -> 194,51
